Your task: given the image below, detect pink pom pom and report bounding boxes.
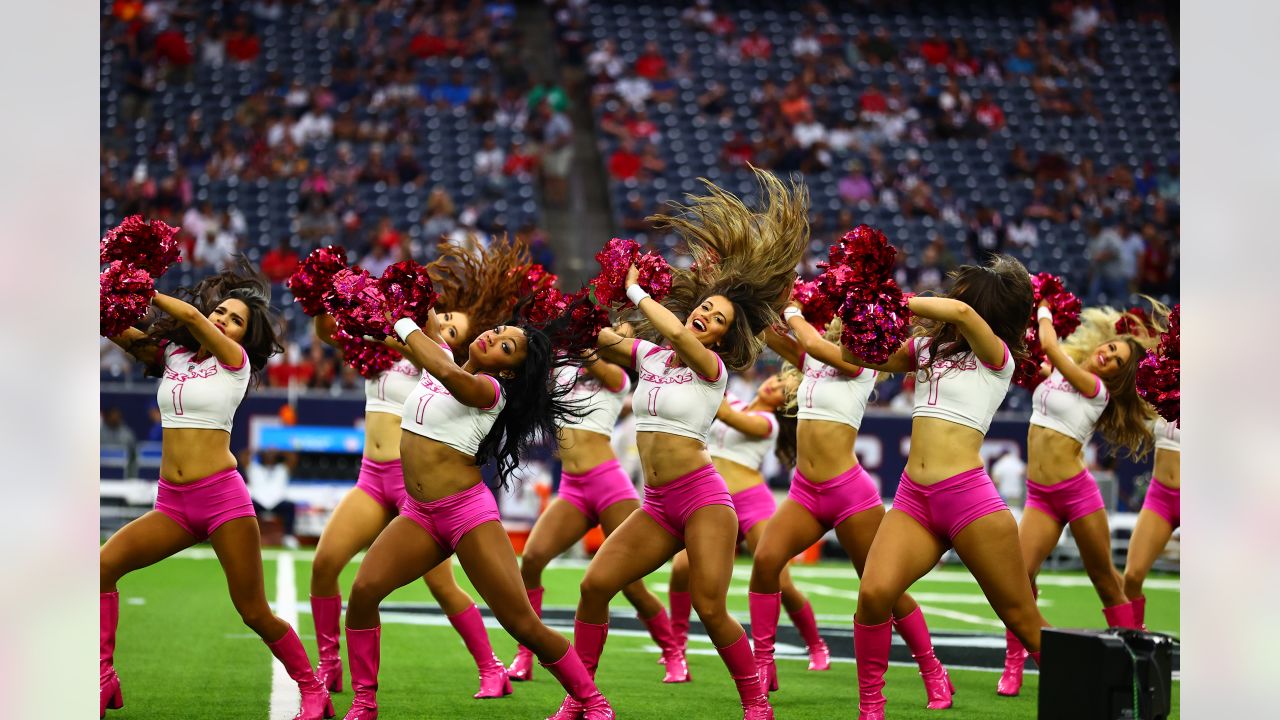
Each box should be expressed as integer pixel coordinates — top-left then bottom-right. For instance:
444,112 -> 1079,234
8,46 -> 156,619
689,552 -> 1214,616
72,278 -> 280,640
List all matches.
590,237 -> 673,307
100,215 -> 183,278
806,224 -> 912,362
324,267 -> 390,338
512,264 -> 558,296
100,260 -> 156,337
1014,273 -> 1084,390
288,246 -> 349,316
1136,305 -> 1179,422
838,281 -> 912,365
522,286 -> 569,326
792,278 -> 838,331
378,261 -> 438,327
333,329 -> 398,380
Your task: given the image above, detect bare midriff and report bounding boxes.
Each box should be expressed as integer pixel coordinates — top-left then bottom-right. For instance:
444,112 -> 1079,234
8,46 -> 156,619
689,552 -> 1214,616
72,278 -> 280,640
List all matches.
903,417 -> 987,485
636,431 -> 714,486
159,428 -> 237,483
400,430 -> 485,502
1152,448 -> 1180,489
796,418 -> 859,483
557,427 -> 618,475
363,411 -> 403,463
1026,425 -> 1086,485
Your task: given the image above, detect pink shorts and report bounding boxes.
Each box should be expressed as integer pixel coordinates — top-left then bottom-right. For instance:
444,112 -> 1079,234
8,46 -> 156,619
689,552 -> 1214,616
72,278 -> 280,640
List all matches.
354,457 -> 407,512
731,483 -> 777,541
1025,469 -> 1106,524
557,459 -> 640,526
641,464 -> 735,543
155,467 -> 257,541
788,464 -> 883,530
892,467 -> 1009,543
399,482 -> 502,553
1142,478 -> 1180,529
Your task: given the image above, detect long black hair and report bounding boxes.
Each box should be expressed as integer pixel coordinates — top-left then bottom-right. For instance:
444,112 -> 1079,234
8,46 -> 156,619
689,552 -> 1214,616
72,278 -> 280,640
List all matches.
474,296 -> 592,488
145,257 -> 285,384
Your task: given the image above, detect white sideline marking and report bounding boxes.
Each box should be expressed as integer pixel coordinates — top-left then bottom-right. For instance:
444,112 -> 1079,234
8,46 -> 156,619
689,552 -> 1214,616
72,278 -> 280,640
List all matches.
269,553 -> 297,720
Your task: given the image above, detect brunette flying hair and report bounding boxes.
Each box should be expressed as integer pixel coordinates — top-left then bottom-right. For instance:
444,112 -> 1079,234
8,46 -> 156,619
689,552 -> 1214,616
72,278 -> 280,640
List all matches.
639,167 -> 809,371
144,257 -> 284,385
429,235 -> 537,363
914,254 -> 1034,378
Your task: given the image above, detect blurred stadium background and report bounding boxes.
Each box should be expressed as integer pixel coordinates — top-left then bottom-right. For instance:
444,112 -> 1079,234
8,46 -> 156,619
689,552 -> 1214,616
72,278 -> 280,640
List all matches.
99,0 -> 1179,620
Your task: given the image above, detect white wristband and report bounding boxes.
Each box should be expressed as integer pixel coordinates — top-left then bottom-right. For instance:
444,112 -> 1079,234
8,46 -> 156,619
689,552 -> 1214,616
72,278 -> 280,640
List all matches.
625,284 -> 650,305
783,307 -> 803,322
1036,306 -> 1053,322
393,318 -> 421,343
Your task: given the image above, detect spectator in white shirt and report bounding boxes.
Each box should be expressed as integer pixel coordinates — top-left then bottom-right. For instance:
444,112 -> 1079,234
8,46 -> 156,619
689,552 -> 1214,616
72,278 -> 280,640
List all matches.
1070,2 -> 1102,37
991,450 -> 1027,508
1006,215 -> 1040,248
587,39 -> 624,79
295,101 -> 333,145
791,25 -> 821,59
615,75 -> 653,110
474,135 -> 506,193
792,110 -> 827,149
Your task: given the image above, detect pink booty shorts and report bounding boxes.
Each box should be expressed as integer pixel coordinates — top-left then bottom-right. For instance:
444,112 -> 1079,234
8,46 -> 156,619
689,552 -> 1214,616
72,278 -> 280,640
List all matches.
788,464 -> 883,530
892,467 -> 1009,543
731,483 -> 777,541
155,467 -> 257,541
1025,468 -> 1106,524
355,457 -> 407,512
557,459 -> 640,526
1141,478 -> 1180,529
641,464 -> 735,542
400,482 -> 502,553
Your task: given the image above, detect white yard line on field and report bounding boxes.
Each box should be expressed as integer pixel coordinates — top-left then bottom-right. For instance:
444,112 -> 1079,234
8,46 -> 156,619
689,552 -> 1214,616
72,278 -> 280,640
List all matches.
268,552 -> 298,720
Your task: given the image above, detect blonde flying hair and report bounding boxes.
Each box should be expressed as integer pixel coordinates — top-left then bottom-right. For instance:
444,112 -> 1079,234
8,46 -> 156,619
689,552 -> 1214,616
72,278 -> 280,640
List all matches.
1059,298 -> 1171,460
640,167 -> 810,372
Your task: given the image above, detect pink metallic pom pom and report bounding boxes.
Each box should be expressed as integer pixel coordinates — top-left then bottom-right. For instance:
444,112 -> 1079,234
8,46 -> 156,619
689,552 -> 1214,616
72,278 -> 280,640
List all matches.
838,282 -> 912,365
792,278 -> 839,331
1136,305 -> 1179,422
100,215 -> 183,278
378,261 -> 438,327
100,260 -> 156,337
591,237 -> 673,307
324,267 -> 391,338
288,246 -> 349,316
1014,273 -> 1084,390
334,329 -> 398,380
512,264 -> 558,297
522,286 -> 569,326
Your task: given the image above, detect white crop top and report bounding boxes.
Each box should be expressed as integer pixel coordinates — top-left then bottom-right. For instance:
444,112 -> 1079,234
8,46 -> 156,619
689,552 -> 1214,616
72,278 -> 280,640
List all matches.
630,339 -> 728,443
1154,417 -> 1180,452
400,367 -> 506,456
708,396 -> 779,470
1029,370 -> 1109,444
910,337 -> 1013,435
156,342 -> 250,433
365,357 -> 422,416
796,352 -> 874,429
556,364 -> 631,438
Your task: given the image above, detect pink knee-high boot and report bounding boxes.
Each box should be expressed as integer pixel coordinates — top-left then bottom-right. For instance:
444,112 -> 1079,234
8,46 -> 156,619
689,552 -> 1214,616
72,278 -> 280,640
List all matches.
266,626 -> 334,720
854,619 -> 891,720
893,607 -> 954,709
718,632 -> 773,720
507,586 -> 542,682
448,604 -> 512,699
749,592 -> 780,693
997,629 -> 1028,696
542,645 -> 615,720
640,607 -> 689,682
1103,601 -> 1140,629
669,589 -> 692,653
548,620 -> 610,720
311,595 -> 344,693
101,591 -> 123,718
344,626 -> 380,720
1132,595 -> 1147,630
786,600 -> 831,671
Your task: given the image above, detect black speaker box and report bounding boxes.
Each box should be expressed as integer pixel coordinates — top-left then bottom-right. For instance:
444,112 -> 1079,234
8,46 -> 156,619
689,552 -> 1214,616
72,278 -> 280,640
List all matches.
1038,628 -> 1175,719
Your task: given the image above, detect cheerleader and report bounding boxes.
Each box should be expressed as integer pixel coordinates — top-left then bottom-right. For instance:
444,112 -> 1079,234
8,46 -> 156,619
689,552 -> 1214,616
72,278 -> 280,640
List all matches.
560,170 -> 807,720
840,256 -> 1047,720
1122,416 -> 1180,629
996,305 -> 1158,696
307,242 -> 534,700
100,262 -> 331,719
507,345 -> 686,684
339,306 -> 613,719
752,314 -> 951,708
668,371 -> 834,685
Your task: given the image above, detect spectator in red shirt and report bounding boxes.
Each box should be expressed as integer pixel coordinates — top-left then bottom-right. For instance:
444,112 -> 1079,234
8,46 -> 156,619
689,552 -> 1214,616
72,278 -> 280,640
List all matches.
859,85 -> 889,115
739,29 -> 772,61
154,25 -> 194,68
372,216 -> 402,251
260,239 -> 300,284
919,33 -> 951,66
974,92 -> 1006,132
503,141 -> 538,179
608,140 -> 643,181
225,15 -> 260,64
634,41 -> 667,80
625,110 -> 660,142
721,132 -> 755,168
